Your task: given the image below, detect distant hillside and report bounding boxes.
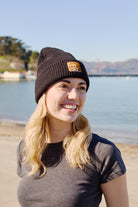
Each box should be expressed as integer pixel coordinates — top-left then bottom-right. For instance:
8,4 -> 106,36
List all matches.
0,36 -> 39,71
82,59 -> 138,75
0,56 -> 25,72
1,54 -> 138,75
0,55 -> 38,72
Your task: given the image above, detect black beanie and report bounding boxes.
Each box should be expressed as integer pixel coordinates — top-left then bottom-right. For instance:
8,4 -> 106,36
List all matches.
35,47 -> 90,103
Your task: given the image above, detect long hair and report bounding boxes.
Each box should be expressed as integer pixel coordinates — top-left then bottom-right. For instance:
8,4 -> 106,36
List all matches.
24,93 -> 92,176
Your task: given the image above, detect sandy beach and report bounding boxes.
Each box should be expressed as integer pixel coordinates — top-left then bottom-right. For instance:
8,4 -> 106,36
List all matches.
0,121 -> 138,207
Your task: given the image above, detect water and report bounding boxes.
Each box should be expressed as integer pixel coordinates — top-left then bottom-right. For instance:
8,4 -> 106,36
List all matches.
0,77 -> 138,144
0,80 -> 36,122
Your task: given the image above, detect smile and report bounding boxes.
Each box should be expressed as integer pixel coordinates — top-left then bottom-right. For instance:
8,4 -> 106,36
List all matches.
62,104 -> 77,110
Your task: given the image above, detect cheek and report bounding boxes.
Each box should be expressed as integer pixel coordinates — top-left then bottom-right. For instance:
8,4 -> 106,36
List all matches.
46,90 -> 63,112
80,94 -> 86,106
45,91 -> 55,112
46,94 -> 56,108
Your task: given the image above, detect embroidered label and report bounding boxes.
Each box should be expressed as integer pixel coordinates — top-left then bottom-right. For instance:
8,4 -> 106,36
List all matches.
67,62 -> 81,72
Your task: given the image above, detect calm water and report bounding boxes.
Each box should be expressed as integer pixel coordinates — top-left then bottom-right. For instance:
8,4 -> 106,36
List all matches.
0,77 -> 138,144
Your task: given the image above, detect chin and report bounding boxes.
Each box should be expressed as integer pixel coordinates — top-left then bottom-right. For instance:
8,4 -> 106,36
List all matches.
62,115 -> 78,123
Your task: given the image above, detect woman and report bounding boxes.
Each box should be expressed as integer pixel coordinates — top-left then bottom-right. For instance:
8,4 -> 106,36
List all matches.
17,47 -> 129,207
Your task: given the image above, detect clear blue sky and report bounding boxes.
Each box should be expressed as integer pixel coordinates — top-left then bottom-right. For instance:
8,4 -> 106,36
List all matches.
1,0 -> 138,62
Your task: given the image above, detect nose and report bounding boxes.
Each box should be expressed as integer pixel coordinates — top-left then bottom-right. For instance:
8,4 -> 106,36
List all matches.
68,88 -> 78,100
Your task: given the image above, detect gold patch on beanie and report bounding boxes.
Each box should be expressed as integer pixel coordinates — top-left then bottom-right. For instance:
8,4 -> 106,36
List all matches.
67,62 -> 81,72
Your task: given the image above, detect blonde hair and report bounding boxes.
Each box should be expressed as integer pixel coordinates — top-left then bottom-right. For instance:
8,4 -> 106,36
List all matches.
24,93 -> 92,176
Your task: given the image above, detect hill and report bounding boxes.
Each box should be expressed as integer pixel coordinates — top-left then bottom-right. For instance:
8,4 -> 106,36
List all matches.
0,36 -> 39,71
82,59 -> 138,75
0,55 -> 138,75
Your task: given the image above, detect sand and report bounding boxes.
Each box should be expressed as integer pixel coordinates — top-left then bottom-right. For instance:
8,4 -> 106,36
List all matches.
0,121 -> 138,207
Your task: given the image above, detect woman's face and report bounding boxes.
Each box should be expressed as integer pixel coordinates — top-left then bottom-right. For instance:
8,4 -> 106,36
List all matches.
46,78 -> 87,124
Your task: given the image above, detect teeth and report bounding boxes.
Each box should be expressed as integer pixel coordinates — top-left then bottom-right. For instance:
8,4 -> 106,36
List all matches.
63,105 -> 77,110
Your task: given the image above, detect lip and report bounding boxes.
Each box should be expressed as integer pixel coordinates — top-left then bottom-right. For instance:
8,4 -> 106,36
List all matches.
61,103 -> 78,111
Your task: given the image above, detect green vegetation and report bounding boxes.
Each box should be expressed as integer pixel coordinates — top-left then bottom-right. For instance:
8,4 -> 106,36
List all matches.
0,68 -> 25,73
0,36 -> 39,71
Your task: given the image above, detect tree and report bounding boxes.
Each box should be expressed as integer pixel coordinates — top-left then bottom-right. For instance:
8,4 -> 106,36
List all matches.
28,51 -> 39,70
30,51 -> 39,59
0,36 -> 38,70
0,36 -> 12,55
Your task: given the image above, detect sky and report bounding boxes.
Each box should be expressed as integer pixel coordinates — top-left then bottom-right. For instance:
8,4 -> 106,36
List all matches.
0,0 -> 138,62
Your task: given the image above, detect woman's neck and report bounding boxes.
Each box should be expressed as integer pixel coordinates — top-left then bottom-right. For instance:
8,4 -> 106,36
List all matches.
47,116 -> 73,143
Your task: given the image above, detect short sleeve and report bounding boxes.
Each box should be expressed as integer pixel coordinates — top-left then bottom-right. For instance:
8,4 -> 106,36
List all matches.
99,144 -> 126,183
89,134 -> 126,184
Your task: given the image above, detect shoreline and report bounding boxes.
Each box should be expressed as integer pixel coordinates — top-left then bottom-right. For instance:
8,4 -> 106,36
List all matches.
0,119 -> 138,145
0,119 -> 138,157
0,120 -> 25,139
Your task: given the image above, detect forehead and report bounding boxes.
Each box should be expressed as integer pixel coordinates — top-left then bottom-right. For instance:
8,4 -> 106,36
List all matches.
46,78 -> 87,92
58,77 -> 86,84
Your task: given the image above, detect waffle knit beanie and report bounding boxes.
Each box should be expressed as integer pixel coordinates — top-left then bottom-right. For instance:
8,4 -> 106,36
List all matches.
35,47 -> 89,103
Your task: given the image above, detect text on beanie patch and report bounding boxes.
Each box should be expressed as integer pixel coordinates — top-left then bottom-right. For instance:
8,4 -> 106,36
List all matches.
67,62 -> 81,72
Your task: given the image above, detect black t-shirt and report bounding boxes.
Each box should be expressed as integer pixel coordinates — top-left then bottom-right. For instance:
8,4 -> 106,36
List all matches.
17,133 -> 126,207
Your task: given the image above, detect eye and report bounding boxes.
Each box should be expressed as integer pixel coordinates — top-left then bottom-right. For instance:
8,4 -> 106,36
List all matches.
60,83 -> 69,90
78,86 -> 86,92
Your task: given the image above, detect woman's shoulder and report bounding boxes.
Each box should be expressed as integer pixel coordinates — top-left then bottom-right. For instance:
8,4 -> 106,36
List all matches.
90,133 -> 116,148
91,133 -> 115,144
90,133 -> 116,149
89,133 -> 123,163
88,133 -> 126,183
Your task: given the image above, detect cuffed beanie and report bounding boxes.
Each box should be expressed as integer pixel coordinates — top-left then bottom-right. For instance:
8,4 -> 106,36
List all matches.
35,47 -> 90,103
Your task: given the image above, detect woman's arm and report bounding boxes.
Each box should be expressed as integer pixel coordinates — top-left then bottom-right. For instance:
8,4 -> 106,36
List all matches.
101,173 -> 129,207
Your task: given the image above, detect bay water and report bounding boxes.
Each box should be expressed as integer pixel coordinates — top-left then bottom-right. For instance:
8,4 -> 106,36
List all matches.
0,77 -> 138,145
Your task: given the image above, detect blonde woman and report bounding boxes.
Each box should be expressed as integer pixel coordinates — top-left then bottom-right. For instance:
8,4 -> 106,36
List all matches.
17,47 -> 129,207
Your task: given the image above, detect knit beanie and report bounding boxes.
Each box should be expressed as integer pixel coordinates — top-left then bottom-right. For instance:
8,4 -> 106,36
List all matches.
35,47 -> 89,103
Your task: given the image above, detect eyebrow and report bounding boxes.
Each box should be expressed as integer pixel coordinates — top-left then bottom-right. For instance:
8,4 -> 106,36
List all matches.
60,79 -> 87,85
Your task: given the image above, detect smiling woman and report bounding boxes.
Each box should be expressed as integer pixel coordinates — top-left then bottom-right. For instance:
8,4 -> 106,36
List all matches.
46,78 -> 86,126
17,47 -> 129,207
